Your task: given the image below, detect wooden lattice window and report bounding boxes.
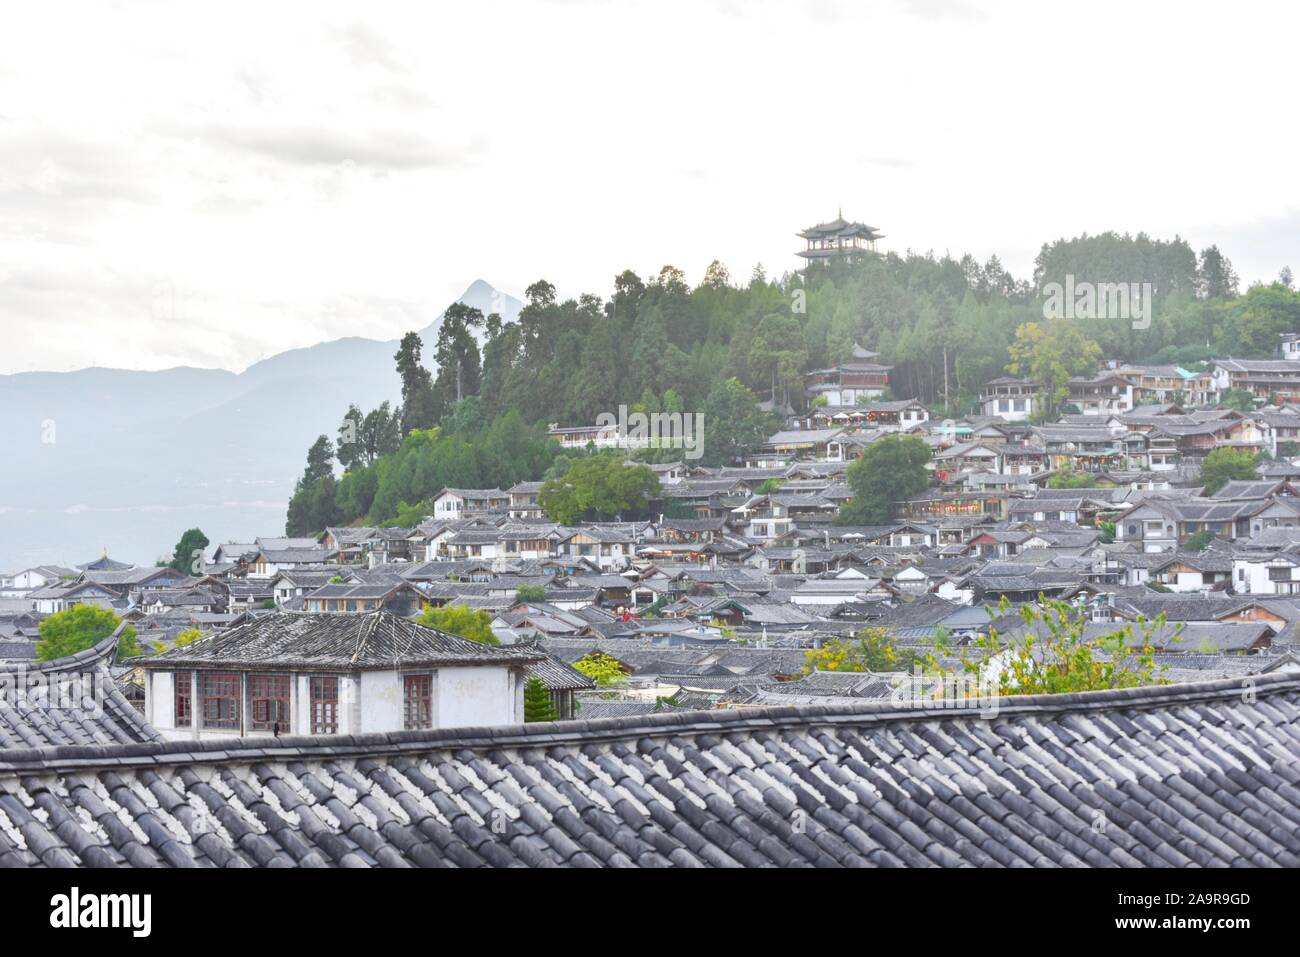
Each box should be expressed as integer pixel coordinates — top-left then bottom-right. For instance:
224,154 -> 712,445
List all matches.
249,673 -> 291,733
403,674 -> 432,730
311,676 -> 339,735
174,671 -> 192,728
201,672 -> 242,730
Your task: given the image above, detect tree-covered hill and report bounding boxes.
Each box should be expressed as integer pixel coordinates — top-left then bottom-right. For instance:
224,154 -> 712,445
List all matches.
285,238 -> 1300,534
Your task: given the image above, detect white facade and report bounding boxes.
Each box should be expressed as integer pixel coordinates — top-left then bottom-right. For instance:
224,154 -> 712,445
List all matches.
934,579 -> 975,604
732,502 -> 792,541
556,538 -> 632,571
432,489 -> 508,521
982,394 -> 1036,422
1070,379 -> 1135,415
146,664 -> 524,742
432,491 -> 467,520
2,566 -> 73,598
449,539 -> 502,560
1233,557 -> 1300,596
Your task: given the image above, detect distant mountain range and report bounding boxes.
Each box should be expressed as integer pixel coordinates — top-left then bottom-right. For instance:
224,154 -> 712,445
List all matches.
0,280 -> 522,572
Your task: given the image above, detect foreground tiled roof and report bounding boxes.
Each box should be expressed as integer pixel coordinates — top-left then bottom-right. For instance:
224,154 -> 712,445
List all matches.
0,634 -> 159,750
4,673 -> 1300,866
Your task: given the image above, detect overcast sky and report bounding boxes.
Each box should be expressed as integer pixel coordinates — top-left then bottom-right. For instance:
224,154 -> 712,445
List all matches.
2,0 -> 1297,374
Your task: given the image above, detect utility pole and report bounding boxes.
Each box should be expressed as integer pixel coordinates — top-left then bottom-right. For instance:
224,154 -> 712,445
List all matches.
943,343 -> 950,413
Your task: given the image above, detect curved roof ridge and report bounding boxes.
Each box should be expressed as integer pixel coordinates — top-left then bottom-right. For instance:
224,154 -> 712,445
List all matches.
0,627 -> 161,752
0,670 -> 1290,775
0,629 -> 120,676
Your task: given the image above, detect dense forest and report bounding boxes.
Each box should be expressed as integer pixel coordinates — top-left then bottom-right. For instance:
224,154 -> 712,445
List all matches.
285,232 -> 1300,535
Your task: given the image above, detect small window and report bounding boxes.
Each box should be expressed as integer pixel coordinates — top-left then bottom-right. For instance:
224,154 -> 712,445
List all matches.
249,673 -> 291,733
311,676 -> 339,735
174,671 -> 192,728
201,672 -> 242,730
404,674 -> 433,730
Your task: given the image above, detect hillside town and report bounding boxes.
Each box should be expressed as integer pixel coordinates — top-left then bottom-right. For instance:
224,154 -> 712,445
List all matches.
8,332 -> 1300,726
11,0 -> 1300,929
4,330 -> 1300,872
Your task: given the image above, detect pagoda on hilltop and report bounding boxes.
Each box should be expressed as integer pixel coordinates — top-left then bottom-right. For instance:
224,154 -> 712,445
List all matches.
796,210 -> 883,264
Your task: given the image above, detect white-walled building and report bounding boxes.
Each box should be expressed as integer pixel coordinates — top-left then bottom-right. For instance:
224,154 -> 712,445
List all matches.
1233,551 -> 1300,596
1067,375 -> 1136,416
554,526 -> 637,571
246,538 -> 332,579
0,564 -> 78,597
138,611 -> 542,741
431,487 -> 510,520
980,378 -> 1040,422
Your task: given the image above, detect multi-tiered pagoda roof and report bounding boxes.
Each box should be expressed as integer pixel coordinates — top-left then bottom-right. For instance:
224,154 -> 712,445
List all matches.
797,212 -> 883,261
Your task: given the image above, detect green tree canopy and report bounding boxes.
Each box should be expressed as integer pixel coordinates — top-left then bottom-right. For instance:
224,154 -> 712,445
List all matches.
1006,320 -> 1102,418
36,605 -> 140,662
1047,468 -> 1096,489
1216,388 -> 1256,412
395,331 -> 439,434
538,456 -> 660,524
338,401 -> 401,470
837,434 -> 932,525
1196,245 -> 1239,299
571,651 -> 628,686
433,302 -> 485,409
700,377 -> 773,467
523,677 -> 558,722
1198,447 -> 1259,494
515,584 -> 547,603
803,628 -> 916,673
286,435 -> 339,535
928,597 -> 1176,695
167,527 -> 209,575
417,603 -> 498,644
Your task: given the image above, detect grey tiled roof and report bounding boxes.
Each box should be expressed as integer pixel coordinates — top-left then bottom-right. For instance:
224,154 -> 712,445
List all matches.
0,634 -> 160,750
573,698 -> 672,719
5,673 -> 1300,866
135,611 -> 543,671
521,650 -> 597,691
0,641 -> 37,663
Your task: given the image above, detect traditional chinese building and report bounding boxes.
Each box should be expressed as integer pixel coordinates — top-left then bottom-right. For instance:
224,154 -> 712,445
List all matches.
981,377 -> 1041,422
796,211 -> 883,263
138,611 -> 542,741
803,344 -> 892,405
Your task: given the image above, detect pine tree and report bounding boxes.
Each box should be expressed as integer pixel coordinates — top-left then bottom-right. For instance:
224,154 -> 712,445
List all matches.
167,527 -> 210,574
394,332 -> 439,434
523,677 -> 557,722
